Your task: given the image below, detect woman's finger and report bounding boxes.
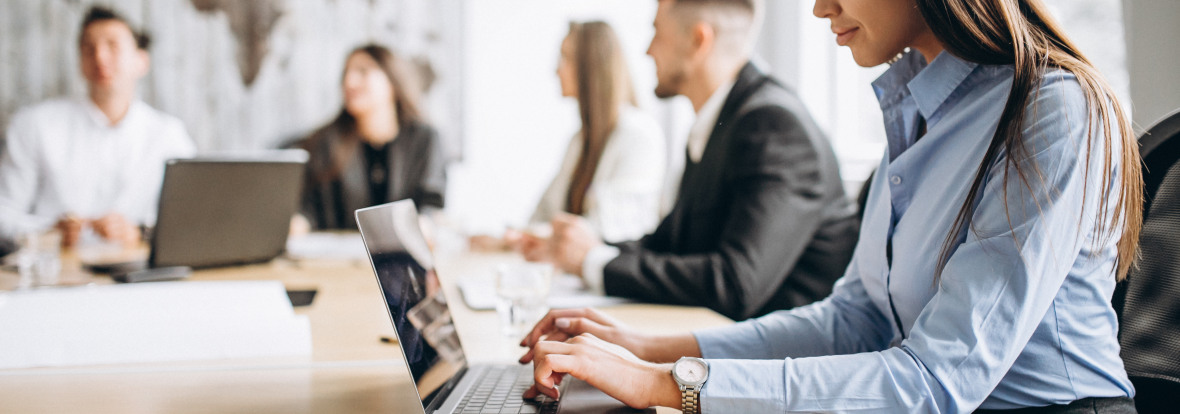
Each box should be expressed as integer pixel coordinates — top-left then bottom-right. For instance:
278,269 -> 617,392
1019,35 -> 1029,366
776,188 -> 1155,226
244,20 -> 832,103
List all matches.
519,331 -> 571,364
556,317 -> 612,340
520,308 -> 593,347
533,353 -> 579,400
532,343 -> 579,400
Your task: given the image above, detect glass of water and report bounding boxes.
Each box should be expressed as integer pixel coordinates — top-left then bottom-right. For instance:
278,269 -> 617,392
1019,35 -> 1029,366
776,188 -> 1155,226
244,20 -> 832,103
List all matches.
495,262 -> 553,337
16,231 -> 62,288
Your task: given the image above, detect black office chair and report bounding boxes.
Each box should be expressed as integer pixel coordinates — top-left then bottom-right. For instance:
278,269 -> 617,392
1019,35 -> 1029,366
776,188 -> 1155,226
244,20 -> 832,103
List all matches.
1113,109 -> 1180,413
0,237 -> 13,259
856,169 -> 875,223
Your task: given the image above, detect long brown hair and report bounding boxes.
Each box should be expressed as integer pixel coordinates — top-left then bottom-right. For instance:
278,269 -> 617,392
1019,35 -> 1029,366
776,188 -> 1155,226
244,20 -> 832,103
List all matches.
307,44 -> 424,183
917,0 -> 1142,281
564,21 -> 639,215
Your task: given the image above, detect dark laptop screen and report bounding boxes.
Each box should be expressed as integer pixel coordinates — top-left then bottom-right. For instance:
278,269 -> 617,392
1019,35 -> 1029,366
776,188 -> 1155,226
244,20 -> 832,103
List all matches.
356,201 -> 467,407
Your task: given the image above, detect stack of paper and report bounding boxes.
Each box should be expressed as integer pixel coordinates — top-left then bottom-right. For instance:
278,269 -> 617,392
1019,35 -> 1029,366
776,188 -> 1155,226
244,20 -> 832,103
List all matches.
457,274 -> 633,311
285,232 -> 368,261
0,281 -> 311,369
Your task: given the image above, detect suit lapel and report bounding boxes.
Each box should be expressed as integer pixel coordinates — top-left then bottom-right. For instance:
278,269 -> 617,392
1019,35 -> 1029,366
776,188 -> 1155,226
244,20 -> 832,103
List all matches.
386,136 -> 405,204
664,62 -> 767,247
340,142 -> 370,223
699,63 -> 766,166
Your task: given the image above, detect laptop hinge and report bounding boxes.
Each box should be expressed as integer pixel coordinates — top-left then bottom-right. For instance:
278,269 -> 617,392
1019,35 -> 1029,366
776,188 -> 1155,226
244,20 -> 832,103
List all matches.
424,365 -> 470,413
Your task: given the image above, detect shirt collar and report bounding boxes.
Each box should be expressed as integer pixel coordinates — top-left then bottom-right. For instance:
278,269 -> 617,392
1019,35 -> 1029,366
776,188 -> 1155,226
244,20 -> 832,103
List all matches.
872,50 -> 978,120
907,51 -> 977,120
80,97 -> 145,129
687,80 -> 735,162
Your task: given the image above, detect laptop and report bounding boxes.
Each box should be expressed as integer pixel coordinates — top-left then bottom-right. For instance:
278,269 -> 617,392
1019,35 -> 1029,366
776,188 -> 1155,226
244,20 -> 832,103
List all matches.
86,150 -> 307,280
355,200 -> 653,414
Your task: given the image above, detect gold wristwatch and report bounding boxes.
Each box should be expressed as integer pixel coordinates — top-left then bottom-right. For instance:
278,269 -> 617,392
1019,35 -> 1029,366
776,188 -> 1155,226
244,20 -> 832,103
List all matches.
672,357 -> 709,414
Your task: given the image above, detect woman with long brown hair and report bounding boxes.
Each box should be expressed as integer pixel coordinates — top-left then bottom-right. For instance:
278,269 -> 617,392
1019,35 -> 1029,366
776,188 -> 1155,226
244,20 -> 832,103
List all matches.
513,0 -> 1143,412
524,21 -> 666,243
297,44 -> 446,230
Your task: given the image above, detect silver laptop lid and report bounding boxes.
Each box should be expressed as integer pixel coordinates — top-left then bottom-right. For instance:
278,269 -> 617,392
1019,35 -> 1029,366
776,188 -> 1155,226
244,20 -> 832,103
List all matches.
355,200 -> 468,411
151,149 -> 308,268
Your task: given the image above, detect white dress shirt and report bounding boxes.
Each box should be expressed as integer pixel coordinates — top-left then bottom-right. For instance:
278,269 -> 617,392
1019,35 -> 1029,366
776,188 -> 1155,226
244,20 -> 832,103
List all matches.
0,98 -> 196,239
530,106 -> 666,243
582,82 -> 736,294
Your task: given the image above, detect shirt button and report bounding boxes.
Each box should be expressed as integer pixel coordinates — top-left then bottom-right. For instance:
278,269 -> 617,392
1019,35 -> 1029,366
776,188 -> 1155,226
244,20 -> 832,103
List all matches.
890,176 -> 902,185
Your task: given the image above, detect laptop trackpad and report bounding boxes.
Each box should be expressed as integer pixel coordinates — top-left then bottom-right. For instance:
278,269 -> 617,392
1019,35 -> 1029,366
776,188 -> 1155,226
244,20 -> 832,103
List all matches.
558,378 -> 655,414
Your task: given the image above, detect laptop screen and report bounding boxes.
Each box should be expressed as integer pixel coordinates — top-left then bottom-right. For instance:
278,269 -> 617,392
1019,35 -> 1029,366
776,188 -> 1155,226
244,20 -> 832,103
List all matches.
356,200 -> 468,408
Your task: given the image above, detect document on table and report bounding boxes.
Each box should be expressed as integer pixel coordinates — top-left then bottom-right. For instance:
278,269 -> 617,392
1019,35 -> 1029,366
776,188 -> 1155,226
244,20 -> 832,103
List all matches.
457,274 -> 633,310
0,281 -> 311,369
285,232 -> 368,261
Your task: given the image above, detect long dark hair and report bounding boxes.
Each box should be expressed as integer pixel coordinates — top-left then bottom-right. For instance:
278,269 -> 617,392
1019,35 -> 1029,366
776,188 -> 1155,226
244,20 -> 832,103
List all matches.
917,0 -> 1142,281
306,44 -> 424,183
565,21 -> 638,215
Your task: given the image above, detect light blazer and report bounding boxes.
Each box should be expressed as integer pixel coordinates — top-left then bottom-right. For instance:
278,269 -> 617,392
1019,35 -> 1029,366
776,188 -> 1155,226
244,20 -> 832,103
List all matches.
530,106 -> 666,243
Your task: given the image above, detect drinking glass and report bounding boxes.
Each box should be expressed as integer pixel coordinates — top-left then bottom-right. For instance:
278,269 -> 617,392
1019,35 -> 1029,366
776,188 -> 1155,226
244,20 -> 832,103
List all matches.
495,262 -> 553,337
16,231 -> 62,288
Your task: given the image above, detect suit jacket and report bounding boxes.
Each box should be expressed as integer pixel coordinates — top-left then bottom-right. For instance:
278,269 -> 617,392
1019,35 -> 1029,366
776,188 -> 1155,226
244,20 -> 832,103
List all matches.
603,63 -> 859,320
300,121 -> 446,230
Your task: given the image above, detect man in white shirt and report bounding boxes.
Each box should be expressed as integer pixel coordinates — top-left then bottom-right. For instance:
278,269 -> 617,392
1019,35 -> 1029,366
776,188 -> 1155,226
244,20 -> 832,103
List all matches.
0,6 -> 195,248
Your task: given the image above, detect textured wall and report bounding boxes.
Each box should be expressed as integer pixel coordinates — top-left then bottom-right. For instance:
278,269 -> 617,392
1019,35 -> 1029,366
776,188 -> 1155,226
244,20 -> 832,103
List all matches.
0,0 -> 464,155
1123,0 -> 1180,128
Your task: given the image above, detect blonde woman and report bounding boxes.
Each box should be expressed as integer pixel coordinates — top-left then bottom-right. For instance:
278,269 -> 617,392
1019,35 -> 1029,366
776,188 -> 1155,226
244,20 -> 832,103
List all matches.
526,21 -> 666,244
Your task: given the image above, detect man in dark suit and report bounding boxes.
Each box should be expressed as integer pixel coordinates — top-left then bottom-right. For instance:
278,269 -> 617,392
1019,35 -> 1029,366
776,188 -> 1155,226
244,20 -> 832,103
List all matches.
527,0 -> 859,321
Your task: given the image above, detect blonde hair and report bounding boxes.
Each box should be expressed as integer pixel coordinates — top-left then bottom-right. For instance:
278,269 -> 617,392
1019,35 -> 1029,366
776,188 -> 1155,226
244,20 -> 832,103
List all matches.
564,21 -> 638,215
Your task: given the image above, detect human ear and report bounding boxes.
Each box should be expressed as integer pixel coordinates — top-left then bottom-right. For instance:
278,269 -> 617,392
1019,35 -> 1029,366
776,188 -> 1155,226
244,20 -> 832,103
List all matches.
689,22 -> 715,59
135,49 -> 151,79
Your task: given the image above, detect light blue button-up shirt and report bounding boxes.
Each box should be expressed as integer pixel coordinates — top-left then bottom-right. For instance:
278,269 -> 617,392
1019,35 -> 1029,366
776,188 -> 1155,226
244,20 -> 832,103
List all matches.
692,51 -> 1134,413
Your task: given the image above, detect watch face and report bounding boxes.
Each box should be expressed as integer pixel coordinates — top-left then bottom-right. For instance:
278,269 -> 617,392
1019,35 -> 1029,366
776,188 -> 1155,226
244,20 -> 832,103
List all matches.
674,358 -> 708,384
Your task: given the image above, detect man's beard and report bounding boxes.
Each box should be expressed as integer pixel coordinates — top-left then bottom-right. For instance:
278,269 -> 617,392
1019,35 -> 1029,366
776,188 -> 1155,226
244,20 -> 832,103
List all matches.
653,66 -> 686,99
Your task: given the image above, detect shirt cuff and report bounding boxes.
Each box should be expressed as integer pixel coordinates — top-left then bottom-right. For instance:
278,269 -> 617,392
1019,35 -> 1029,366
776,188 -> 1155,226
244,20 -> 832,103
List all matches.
694,326 -> 738,359
581,244 -> 620,295
692,321 -> 767,359
700,359 -> 787,413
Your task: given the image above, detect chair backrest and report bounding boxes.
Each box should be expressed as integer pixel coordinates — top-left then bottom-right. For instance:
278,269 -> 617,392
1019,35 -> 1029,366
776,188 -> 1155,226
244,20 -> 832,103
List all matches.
856,170 -> 875,223
1115,109 -> 1180,412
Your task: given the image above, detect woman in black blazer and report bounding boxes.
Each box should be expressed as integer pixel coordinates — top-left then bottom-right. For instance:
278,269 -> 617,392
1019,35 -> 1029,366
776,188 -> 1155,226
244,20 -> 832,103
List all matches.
296,44 -> 446,230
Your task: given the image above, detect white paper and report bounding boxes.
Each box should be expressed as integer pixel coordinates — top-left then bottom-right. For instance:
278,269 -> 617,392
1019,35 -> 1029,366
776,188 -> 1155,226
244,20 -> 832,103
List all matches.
285,232 -> 368,261
457,275 -> 632,311
0,281 -> 312,369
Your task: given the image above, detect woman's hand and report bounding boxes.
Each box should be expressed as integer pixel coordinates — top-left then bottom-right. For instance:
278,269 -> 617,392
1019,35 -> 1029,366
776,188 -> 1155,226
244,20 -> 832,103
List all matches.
519,308 -> 652,363
517,231 -> 553,263
524,333 -> 680,409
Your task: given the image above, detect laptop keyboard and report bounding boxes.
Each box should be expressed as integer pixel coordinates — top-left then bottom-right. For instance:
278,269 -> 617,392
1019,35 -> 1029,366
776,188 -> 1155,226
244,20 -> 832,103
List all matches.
453,365 -> 558,414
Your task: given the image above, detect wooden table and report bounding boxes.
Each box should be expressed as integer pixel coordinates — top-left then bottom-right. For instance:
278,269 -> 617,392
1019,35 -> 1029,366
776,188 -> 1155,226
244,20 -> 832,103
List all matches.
0,245 -> 732,413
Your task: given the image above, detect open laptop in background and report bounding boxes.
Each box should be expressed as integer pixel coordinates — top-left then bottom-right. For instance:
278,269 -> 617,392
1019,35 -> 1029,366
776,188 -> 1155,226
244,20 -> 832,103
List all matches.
86,150 -> 307,281
356,200 -> 652,414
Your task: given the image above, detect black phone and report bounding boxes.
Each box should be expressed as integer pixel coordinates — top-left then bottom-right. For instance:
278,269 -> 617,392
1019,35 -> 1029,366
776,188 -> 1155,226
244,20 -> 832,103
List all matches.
111,266 -> 192,283
286,289 -> 318,307
83,260 -> 149,275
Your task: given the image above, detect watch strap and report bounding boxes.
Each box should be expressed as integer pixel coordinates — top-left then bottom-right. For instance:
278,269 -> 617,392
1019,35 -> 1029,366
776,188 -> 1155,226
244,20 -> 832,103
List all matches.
681,384 -> 701,414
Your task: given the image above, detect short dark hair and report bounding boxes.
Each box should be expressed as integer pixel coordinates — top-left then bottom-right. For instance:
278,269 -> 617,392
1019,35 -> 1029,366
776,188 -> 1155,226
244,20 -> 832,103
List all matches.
79,6 -> 152,50
663,0 -> 761,57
